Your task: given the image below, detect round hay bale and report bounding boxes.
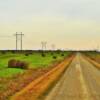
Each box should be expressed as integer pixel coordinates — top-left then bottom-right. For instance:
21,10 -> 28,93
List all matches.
8,59 -> 17,67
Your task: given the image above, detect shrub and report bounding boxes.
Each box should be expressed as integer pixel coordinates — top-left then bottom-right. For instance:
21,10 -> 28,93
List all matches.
51,52 -> 54,55
53,56 -> 57,59
25,53 -> 29,56
8,59 -> 29,69
8,59 -> 17,68
61,54 -> 64,56
16,60 -> 21,67
1,51 -> 6,54
56,50 -> 61,54
21,62 -> 29,69
41,53 -> 46,57
11,50 -> 16,54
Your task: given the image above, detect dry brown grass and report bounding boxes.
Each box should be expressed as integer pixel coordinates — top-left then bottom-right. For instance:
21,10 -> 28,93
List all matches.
83,54 -> 100,70
11,55 -> 74,100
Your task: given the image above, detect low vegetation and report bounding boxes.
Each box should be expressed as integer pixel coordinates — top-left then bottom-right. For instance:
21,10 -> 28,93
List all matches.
84,51 -> 100,63
8,59 -> 29,69
0,50 -> 72,99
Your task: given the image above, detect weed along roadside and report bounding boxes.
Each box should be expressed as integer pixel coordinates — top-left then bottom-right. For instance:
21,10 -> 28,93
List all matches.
82,54 -> 100,70
0,51 -> 71,99
10,54 -> 75,100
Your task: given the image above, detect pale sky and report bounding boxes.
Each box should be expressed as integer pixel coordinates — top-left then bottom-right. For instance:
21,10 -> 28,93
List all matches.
0,0 -> 100,50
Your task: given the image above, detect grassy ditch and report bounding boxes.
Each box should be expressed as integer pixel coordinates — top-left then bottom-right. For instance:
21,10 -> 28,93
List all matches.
0,50 -> 72,100
10,54 -> 74,100
82,51 -> 100,69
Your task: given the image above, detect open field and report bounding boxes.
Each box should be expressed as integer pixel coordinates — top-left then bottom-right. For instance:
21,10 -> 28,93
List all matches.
1,51 -> 100,100
11,54 -> 74,100
0,50 -> 70,77
8,52 -> 100,100
0,50 -> 72,100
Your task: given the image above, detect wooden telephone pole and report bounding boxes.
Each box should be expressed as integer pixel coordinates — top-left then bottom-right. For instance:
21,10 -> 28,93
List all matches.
14,32 -> 24,50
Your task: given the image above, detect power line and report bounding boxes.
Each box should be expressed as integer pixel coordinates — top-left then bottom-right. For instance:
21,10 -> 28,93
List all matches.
14,32 -> 24,51
41,41 -> 47,51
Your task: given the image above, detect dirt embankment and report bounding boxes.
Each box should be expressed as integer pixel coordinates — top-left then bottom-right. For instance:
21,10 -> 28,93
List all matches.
11,55 -> 75,100
82,54 -> 100,70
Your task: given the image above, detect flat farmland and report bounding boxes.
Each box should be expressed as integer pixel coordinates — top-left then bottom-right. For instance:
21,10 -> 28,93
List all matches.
9,52 -> 100,100
0,50 -> 72,99
0,51 -> 70,77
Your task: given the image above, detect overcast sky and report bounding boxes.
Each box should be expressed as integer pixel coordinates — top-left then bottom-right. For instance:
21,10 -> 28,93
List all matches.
0,0 -> 100,50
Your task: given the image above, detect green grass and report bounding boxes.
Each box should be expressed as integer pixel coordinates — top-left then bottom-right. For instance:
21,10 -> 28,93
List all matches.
0,68 -> 24,77
84,51 -> 100,58
0,51 -> 71,77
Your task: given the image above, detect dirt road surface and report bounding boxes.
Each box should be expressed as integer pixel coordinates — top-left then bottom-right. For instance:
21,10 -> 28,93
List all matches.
11,55 -> 74,100
45,53 -> 100,100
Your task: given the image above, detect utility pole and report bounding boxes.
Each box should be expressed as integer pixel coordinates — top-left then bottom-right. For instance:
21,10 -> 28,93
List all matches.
41,42 -> 44,51
44,42 -> 47,50
14,32 -> 24,51
15,32 -> 18,50
20,32 -> 24,50
41,41 -> 47,51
